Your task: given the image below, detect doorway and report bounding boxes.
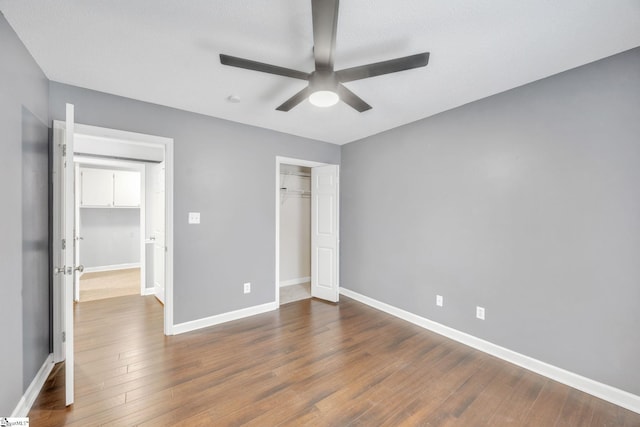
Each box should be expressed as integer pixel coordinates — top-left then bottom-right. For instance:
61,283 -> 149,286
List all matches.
279,164 -> 312,304
52,118 -> 175,364
275,156 -> 340,306
73,160 -> 146,303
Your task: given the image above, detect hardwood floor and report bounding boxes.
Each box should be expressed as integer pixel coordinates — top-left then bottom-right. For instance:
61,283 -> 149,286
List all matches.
79,268 -> 141,302
30,295 -> 640,426
279,282 -> 311,305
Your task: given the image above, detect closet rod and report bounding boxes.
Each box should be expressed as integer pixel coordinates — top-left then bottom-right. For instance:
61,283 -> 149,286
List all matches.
280,171 -> 311,177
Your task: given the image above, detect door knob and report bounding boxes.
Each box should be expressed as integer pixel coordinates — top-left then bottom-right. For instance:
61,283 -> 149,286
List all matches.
54,266 -> 65,274
75,265 -> 85,273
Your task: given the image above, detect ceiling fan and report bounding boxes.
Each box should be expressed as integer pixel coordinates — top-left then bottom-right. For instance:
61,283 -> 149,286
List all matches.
219,0 -> 430,112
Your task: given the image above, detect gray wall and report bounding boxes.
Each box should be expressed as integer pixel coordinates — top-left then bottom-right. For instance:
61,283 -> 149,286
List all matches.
0,13 -> 49,415
341,47 -> 640,396
21,107 -> 50,393
80,208 -> 141,268
49,82 -> 340,323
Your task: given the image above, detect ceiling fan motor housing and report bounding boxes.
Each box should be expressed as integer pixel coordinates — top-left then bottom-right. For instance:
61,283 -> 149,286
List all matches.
310,70 -> 339,92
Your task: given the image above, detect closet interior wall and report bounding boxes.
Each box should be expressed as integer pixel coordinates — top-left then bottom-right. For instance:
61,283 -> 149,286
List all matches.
279,165 -> 311,287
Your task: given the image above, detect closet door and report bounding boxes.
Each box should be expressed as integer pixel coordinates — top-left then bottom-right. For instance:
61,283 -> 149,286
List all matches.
311,165 -> 339,302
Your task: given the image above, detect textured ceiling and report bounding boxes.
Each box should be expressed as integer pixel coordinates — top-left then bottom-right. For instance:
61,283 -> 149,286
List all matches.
2,0 -> 639,144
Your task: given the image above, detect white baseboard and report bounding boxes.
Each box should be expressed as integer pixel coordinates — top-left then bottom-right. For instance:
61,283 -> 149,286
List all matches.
83,262 -> 140,273
173,301 -> 278,335
12,353 -> 54,417
141,287 -> 155,296
279,276 -> 311,287
340,287 -> 640,415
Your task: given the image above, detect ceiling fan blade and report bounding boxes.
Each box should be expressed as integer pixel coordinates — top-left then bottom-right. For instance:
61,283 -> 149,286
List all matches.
336,84 -> 371,112
311,0 -> 339,71
336,52 -> 430,83
220,54 -> 310,80
276,86 -> 313,111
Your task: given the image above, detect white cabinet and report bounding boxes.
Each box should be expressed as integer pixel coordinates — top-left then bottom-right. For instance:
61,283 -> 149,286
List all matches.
114,171 -> 141,207
80,168 -> 140,207
80,168 -> 113,207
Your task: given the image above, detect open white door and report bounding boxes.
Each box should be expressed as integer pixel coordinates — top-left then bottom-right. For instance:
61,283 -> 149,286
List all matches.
150,162 -> 166,303
311,165 -> 339,302
59,103 -> 77,406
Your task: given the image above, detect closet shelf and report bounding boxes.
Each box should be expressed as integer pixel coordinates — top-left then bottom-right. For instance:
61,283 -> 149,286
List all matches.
280,187 -> 311,196
280,171 -> 311,178
80,205 -> 140,209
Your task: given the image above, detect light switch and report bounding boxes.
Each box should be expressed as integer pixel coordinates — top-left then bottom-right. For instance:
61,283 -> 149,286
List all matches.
188,212 -> 200,224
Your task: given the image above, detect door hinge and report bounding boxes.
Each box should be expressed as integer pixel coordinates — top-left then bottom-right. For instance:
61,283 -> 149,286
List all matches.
62,331 -> 66,342
62,239 -> 66,250
62,144 -> 67,157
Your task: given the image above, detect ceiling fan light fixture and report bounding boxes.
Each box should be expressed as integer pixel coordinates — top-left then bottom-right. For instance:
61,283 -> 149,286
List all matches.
309,90 -> 340,107
219,0 -> 429,113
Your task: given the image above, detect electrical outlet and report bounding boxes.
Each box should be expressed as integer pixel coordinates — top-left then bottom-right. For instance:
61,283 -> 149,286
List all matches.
476,306 -> 485,320
436,295 -> 443,307
243,282 -> 251,294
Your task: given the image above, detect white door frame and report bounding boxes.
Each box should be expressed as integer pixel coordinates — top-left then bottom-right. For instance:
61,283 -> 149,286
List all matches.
53,121 -> 175,363
275,156 -> 339,306
73,162 -> 81,302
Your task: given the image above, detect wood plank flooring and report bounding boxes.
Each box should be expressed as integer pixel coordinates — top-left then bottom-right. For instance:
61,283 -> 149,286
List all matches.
79,268 -> 141,302
279,282 -> 311,305
30,295 -> 640,426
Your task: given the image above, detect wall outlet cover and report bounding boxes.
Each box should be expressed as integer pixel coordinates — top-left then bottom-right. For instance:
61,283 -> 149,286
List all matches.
436,295 -> 443,307
243,282 -> 251,294
476,306 -> 485,320
188,212 -> 200,224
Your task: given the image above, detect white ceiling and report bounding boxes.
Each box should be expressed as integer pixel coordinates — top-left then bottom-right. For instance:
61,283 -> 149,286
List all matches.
2,1 -> 639,144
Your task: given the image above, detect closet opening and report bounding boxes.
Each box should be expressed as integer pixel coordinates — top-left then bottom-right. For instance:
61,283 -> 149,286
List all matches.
275,156 -> 340,306
279,164 -> 312,304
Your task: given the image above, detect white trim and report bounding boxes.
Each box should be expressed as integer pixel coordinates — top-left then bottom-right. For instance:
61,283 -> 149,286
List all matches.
154,283 -> 165,304
142,287 -> 155,296
82,262 -> 141,273
74,123 -> 173,148
74,163 -> 80,302
279,276 -> 311,287
173,302 -> 278,335
340,287 -> 640,415
139,167 -> 146,296
73,155 -> 149,169
12,354 -> 54,417
276,156 -> 329,169
164,140 -> 175,335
